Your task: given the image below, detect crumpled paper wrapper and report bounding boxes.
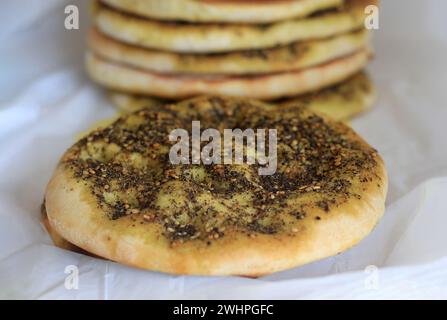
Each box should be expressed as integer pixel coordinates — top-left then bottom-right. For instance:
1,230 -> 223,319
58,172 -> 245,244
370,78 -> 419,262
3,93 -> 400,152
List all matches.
1,0 -> 447,299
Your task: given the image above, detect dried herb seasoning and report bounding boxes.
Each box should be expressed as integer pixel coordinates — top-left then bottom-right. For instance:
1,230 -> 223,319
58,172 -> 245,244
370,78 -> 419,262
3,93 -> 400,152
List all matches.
63,97 -> 381,244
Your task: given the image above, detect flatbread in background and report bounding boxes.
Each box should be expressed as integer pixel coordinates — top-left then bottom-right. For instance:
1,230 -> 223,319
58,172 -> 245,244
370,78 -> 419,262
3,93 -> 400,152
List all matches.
282,72 -> 376,120
86,49 -> 371,100
100,0 -> 342,23
108,72 -> 376,121
89,28 -> 370,75
94,0 -> 377,53
109,92 -> 164,113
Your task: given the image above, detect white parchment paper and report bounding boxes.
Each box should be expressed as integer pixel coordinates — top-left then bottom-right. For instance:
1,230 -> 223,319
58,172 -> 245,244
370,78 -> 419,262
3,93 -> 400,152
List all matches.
0,0 -> 447,299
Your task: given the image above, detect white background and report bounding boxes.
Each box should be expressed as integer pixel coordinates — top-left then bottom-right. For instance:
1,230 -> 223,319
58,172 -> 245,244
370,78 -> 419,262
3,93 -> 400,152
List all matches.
0,0 -> 447,299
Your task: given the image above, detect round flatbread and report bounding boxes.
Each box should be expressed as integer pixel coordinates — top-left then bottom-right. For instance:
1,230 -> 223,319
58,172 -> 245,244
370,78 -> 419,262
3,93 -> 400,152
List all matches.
100,0 -> 342,23
108,92 -> 165,113
45,96 -> 387,276
86,49 -> 371,100
282,71 -> 376,120
108,72 -> 376,120
89,28 -> 369,75
94,0 -> 377,53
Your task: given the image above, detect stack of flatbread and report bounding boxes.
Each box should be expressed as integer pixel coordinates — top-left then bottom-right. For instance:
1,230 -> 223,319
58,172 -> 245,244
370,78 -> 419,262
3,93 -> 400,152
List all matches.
87,0 -> 378,119
43,1 -> 388,276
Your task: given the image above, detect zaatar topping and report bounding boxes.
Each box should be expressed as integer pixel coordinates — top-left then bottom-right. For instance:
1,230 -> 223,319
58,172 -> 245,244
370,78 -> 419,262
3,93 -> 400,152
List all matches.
63,97 -> 380,243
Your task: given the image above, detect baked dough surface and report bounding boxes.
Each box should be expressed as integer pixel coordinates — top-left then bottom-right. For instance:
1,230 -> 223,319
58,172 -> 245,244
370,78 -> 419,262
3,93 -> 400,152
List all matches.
86,49 -> 371,100
100,0 -> 342,23
89,28 -> 369,75
108,72 -> 376,121
94,0 -> 377,53
45,96 -> 387,276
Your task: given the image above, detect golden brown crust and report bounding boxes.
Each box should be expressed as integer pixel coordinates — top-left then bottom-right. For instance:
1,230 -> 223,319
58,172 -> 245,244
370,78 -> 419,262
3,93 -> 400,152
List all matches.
108,72 -> 377,121
108,92 -> 165,113
89,28 -> 370,75
86,49 -> 371,100
94,0 -> 376,53
282,71 -> 376,120
41,203 -> 81,252
100,0 -> 343,23
42,202 -> 104,258
45,96 -> 387,276
46,165 -> 386,276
